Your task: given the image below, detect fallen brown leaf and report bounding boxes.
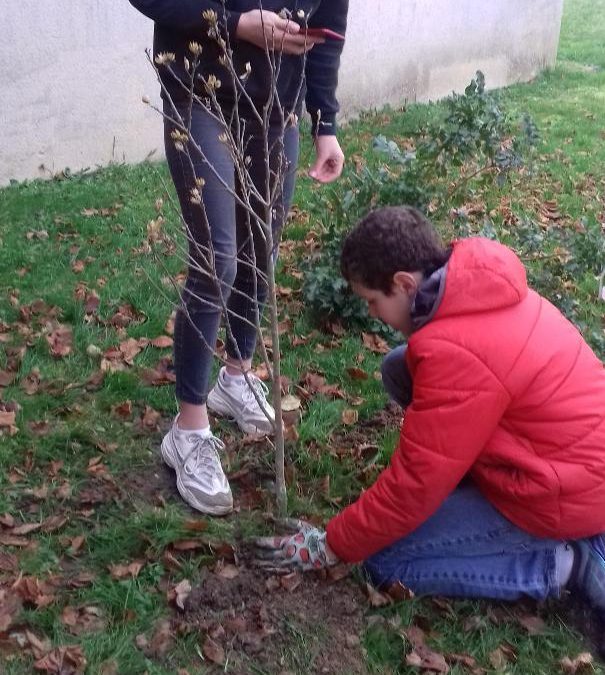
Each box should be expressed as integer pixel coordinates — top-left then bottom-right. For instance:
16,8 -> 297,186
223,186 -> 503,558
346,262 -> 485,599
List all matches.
13,576 -> 56,608
146,618 -> 173,658
140,405 -> 161,432
34,644 -> 87,674
280,571 -> 302,592
150,335 -> 173,349
346,366 -> 368,381
61,605 -> 106,635
41,515 -> 68,533
171,579 -> 192,610
0,551 -> 19,573
0,534 -> 30,547
362,332 -> 390,354
0,370 -> 15,387
560,652 -> 594,674
517,613 -> 546,635
11,522 -> 42,536
141,356 -> 176,386
119,338 -> 143,365
202,636 -> 225,665
214,561 -> 240,580
341,409 -> 359,425
22,368 -> 41,395
112,400 -> 132,419
0,512 -> 15,527
488,642 -> 517,669
0,409 -> 18,435
365,581 -> 393,608
171,539 -> 206,552
385,580 -> 415,601
45,324 -> 73,358
108,560 -> 144,580
403,625 -> 449,673
0,588 -> 22,631
67,535 -> 86,555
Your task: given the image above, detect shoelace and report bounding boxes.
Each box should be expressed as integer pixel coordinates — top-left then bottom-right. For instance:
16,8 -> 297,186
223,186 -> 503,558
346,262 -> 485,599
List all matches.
183,435 -> 226,479
242,375 -> 271,411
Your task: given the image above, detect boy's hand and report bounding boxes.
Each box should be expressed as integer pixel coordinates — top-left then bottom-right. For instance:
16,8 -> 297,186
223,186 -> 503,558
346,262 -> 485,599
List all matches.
252,518 -> 340,572
309,135 -> 345,184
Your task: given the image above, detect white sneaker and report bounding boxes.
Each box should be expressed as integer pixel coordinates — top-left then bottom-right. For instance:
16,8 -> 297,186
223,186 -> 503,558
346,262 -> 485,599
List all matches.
207,367 -> 275,435
161,419 -> 233,516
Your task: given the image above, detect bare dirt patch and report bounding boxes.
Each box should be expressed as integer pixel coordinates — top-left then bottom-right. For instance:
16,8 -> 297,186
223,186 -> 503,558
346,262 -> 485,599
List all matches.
181,566 -> 368,674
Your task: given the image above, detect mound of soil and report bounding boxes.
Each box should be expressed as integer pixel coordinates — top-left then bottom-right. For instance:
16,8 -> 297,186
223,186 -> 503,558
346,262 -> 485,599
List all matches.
182,566 -> 369,674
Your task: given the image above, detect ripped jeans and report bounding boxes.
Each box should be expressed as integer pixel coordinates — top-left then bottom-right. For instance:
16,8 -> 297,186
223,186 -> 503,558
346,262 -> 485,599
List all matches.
164,100 -> 299,404
365,345 -> 564,601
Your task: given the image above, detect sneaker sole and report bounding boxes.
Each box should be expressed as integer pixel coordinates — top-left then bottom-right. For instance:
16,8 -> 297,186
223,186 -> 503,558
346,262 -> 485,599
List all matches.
174,472 -> 233,516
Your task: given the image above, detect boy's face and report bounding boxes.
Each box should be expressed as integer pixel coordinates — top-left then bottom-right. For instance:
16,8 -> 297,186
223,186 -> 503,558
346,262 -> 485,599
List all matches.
351,271 -> 422,337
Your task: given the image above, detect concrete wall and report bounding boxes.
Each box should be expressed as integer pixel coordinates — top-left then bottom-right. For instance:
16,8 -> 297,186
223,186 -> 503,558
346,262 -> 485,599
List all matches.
0,0 -> 563,185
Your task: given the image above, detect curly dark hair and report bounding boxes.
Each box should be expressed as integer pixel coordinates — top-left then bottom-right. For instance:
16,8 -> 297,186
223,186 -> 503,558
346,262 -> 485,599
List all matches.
340,206 -> 450,293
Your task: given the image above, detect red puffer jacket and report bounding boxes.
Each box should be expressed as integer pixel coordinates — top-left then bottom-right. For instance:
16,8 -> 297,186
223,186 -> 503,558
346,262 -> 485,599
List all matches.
327,238 -> 605,563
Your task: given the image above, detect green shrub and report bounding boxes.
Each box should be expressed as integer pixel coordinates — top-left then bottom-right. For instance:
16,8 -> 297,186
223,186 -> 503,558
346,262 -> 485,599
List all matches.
302,72 -> 538,330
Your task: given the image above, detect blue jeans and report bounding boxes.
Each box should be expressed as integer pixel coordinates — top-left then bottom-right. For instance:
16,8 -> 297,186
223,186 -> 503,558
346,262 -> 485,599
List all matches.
367,346 -> 564,601
164,100 -> 299,405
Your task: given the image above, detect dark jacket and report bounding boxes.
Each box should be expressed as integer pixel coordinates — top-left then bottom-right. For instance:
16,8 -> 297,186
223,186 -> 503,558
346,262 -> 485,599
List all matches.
129,0 -> 348,134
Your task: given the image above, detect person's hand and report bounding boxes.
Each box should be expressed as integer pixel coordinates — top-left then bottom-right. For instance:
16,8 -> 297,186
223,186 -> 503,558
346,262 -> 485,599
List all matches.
252,518 -> 340,572
309,135 -> 345,183
236,10 -> 324,55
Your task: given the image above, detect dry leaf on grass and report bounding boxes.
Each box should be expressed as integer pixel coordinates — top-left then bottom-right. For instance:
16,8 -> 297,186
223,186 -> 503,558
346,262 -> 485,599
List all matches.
0,409 -> 18,435
33,645 -> 87,674
0,588 -> 23,631
362,332 -> 390,354
488,642 -> 517,669
560,652 -> 594,674
171,579 -> 192,610
22,368 -> 41,395
280,571 -> 302,593
61,605 -> 106,635
341,409 -> 359,425
202,636 -> 225,665
45,324 -> 73,358
13,576 -> 56,607
150,335 -> 173,348
346,366 -> 368,380
139,405 -> 161,431
385,580 -> 415,601
215,561 -> 240,579
108,560 -> 144,580
67,535 -> 86,555
517,613 -> 546,635
0,370 -> 15,387
365,582 -> 393,608
403,625 -> 449,673
111,400 -> 132,419
143,618 -> 174,658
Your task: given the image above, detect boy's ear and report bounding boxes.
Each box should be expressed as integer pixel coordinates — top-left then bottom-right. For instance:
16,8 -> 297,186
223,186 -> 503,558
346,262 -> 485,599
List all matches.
392,271 -> 419,296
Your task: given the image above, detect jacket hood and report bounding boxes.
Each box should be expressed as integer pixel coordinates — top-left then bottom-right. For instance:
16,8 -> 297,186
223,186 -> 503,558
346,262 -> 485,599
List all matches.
435,238 -> 528,319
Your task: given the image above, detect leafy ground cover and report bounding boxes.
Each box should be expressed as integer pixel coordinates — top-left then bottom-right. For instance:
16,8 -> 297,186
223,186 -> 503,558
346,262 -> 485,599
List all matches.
1,0 -> 604,672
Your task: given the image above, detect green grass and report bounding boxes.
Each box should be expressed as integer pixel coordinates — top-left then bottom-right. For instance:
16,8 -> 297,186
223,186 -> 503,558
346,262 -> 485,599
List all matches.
1,0 -> 604,672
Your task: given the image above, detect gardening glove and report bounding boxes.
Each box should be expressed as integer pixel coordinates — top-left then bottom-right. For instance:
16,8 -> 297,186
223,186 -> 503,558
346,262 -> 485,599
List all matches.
252,518 -> 340,572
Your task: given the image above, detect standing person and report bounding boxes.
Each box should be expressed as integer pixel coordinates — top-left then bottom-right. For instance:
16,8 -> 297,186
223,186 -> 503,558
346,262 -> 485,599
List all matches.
253,206 -> 605,631
129,1 -> 348,515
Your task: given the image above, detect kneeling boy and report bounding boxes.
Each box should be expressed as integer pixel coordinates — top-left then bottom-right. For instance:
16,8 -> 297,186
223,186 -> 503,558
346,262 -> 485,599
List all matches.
254,206 -> 605,620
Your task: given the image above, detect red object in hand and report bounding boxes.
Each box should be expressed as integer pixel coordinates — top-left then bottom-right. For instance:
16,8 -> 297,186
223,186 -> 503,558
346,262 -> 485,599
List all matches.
305,27 -> 345,41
